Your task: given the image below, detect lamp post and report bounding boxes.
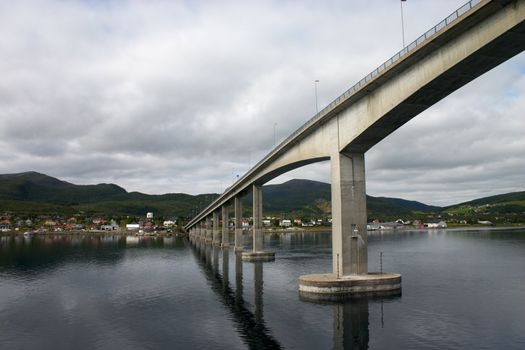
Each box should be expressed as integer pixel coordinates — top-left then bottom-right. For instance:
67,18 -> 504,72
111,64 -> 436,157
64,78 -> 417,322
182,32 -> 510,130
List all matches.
400,0 -> 406,47
314,79 -> 320,114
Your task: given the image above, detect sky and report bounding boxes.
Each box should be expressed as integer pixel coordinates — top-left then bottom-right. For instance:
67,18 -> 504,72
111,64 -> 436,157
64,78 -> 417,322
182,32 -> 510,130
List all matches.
0,0 -> 524,206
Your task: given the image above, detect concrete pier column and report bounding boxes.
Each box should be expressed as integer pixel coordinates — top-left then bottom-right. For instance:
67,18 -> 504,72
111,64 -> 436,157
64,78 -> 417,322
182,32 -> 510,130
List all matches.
331,152 -> 368,277
252,184 -> 263,252
222,205 -> 230,247
205,216 -> 212,243
213,211 -> 220,246
242,184 -> 274,261
234,196 -> 243,252
199,221 -> 204,240
298,152 -> 400,299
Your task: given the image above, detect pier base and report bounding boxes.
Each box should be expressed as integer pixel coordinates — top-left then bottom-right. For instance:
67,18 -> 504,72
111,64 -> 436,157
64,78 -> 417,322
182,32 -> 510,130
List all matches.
241,251 -> 275,262
298,272 -> 401,300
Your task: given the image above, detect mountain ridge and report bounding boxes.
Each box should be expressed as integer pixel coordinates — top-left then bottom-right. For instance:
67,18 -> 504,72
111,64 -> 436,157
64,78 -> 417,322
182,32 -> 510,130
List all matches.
0,172 -> 523,222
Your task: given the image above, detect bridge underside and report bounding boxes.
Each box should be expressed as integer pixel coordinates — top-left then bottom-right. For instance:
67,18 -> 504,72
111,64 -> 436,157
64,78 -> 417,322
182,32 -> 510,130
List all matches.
347,19 -> 525,153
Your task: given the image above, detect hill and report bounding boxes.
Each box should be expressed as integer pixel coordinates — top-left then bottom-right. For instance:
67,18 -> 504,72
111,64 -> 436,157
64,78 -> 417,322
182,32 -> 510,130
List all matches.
0,172 -> 217,217
259,179 -> 440,219
1,172 -> 521,223
443,191 -> 525,223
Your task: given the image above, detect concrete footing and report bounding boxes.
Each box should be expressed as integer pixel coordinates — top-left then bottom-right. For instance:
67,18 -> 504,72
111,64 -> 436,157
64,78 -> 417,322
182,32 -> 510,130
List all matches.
298,272 -> 401,300
241,251 -> 275,262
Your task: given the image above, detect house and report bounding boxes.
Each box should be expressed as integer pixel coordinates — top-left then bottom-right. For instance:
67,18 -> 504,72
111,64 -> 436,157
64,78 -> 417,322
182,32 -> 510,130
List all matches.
163,220 -> 176,228
0,220 -> 11,232
280,219 -> 292,227
92,218 -> 107,225
126,223 -> 140,231
101,220 -> 119,231
262,219 -> 271,226
44,220 -> 57,227
425,220 -> 447,228
477,220 -> 493,225
367,223 -> 380,231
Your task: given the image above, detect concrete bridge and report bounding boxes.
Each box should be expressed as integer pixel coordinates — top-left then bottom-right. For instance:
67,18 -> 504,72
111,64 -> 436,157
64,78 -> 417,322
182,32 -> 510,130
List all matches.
186,0 -> 525,296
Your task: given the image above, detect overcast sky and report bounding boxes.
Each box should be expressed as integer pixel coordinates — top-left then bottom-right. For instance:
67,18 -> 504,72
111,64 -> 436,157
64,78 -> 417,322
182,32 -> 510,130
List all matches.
0,0 -> 524,206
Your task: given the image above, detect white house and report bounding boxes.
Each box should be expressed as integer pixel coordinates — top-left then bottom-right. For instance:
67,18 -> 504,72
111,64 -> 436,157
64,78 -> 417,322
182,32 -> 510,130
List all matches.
126,223 -> 140,231
280,219 -> 292,227
163,220 -> 176,227
425,220 -> 447,228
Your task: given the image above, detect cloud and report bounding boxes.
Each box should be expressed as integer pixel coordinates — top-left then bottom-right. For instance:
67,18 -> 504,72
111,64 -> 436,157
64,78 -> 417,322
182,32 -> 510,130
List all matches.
0,0 -> 523,206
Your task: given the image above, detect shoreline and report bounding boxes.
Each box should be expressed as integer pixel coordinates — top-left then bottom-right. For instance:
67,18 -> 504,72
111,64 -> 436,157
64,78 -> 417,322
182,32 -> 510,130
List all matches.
1,224 -> 524,237
262,225 -> 525,234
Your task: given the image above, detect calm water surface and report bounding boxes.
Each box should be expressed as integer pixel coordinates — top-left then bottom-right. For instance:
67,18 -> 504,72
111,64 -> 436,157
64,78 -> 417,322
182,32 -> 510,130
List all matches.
1,229 -> 525,349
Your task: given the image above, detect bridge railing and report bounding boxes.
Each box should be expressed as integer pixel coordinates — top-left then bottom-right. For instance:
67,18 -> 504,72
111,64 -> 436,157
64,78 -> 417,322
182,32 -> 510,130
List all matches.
188,0 -> 484,227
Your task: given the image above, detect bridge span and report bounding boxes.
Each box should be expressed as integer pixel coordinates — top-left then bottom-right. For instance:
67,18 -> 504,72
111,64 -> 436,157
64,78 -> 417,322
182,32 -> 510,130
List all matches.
186,0 -> 525,296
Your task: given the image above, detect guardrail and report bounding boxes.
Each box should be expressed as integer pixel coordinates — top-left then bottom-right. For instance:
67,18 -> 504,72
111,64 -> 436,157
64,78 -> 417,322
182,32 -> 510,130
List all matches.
187,0 -> 484,228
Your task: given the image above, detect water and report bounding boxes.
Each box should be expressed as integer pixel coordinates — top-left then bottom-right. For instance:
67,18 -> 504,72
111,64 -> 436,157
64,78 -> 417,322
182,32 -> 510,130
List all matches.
1,229 -> 524,349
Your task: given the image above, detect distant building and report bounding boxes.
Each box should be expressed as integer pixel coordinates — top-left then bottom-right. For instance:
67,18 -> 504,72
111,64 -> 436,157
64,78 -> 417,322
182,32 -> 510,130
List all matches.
146,212 -> 154,219
477,220 -> 493,225
367,221 -> 404,230
44,220 -> 57,227
280,219 -> 292,227
92,218 -> 107,225
101,220 -> 119,231
425,220 -> 447,228
0,220 -> 11,231
262,219 -> 271,226
163,220 -> 176,227
126,224 -> 140,231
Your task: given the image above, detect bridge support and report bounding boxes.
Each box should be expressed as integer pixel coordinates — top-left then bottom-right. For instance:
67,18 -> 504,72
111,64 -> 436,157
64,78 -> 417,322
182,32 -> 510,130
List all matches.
234,196 -> 243,252
299,152 -> 400,298
222,205 -> 230,247
195,221 -> 202,239
213,211 -> 220,246
332,152 -> 368,276
242,184 -> 275,262
205,216 -> 212,243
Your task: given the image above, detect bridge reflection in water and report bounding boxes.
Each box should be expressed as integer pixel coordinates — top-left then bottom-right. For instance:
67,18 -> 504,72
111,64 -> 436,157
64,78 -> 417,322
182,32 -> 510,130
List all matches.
189,239 -> 400,349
